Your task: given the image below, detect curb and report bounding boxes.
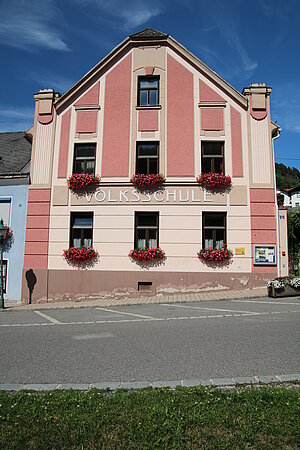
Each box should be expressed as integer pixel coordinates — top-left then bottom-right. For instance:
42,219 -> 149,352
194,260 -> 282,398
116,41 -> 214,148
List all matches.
3,288 -> 268,311
1,374 -> 299,391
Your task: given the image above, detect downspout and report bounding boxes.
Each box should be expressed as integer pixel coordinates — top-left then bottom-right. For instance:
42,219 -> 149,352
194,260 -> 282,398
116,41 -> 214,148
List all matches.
272,127 -> 282,277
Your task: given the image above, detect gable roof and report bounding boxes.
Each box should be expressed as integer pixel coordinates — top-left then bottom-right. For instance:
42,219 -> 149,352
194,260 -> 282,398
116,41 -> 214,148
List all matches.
56,28 -> 248,112
130,28 -> 169,40
0,132 -> 32,175
289,185 -> 300,194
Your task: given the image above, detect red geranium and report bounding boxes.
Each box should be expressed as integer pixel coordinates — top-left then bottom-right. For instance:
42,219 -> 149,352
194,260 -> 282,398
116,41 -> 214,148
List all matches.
197,245 -> 233,262
131,174 -> 165,188
3,225 -> 12,241
129,247 -> 165,261
63,246 -> 98,263
196,172 -> 231,188
67,173 -> 100,191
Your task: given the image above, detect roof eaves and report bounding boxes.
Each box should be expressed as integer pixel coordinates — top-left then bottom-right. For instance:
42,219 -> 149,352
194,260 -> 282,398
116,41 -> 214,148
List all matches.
55,30 -> 248,112
55,36 -> 131,111
0,173 -> 30,178
289,185 -> 300,193
167,35 -> 247,109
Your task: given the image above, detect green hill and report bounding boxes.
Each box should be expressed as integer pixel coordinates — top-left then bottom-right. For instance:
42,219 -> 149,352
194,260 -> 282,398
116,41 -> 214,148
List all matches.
275,163 -> 300,190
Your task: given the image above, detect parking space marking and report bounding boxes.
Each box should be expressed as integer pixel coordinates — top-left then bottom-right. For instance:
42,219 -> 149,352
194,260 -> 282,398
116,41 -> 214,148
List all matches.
34,310 -> 61,324
96,307 -> 156,319
231,300 -> 300,306
0,309 -> 299,328
160,303 -> 260,315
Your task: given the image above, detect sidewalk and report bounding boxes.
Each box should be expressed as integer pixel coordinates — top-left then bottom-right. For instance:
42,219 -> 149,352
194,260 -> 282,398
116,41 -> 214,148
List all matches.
4,286 -> 268,311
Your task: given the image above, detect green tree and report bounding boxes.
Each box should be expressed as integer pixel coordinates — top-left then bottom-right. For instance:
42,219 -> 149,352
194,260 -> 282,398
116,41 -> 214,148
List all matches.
276,163 -> 300,190
288,209 -> 300,274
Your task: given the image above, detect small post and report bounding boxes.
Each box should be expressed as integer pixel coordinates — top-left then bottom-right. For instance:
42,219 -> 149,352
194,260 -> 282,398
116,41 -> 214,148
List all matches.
0,219 -> 7,309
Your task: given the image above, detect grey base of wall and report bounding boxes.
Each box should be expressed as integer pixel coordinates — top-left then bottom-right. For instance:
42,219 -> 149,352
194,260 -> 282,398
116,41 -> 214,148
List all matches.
22,269 -> 274,304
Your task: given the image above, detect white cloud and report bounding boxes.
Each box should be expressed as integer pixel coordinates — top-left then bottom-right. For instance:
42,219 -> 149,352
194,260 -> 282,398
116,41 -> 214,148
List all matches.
259,0 -> 295,19
196,1 -> 257,80
28,71 -> 74,93
71,0 -> 163,30
271,83 -> 300,133
0,107 -> 34,132
224,34 -> 258,74
0,0 -> 70,51
121,8 -> 162,29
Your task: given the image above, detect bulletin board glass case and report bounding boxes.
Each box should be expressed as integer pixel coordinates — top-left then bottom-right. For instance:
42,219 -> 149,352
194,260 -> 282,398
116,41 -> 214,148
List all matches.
253,245 -> 276,265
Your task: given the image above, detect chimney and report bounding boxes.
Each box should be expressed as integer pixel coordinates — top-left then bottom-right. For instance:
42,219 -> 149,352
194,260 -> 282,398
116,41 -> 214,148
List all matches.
30,89 -> 60,186
242,83 -> 272,120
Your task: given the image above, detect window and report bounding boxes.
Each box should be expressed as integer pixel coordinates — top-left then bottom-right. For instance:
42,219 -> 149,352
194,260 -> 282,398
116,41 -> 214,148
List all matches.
0,199 -> 11,226
135,212 -> 159,249
202,213 -> 226,249
73,143 -> 96,174
136,142 -> 159,174
201,142 -> 224,173
138,77 -> 159,106
70,212 -> 93,248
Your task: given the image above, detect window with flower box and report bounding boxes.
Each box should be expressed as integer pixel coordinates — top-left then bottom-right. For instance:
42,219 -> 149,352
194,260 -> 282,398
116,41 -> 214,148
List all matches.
73,143 -> 96,175
202,212 -> 226,249
70,212 -> 93,248
137,77 -> 159,106
136,142 -> 159,174
201,141 -> 224,173
135,212 -> 159,249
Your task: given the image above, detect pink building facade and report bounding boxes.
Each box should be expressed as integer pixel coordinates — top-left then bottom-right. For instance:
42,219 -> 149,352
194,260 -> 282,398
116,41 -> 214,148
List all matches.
22,28 -> 287,303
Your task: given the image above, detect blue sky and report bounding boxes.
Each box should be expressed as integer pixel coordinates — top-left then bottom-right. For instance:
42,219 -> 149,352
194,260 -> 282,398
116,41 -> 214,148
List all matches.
0,0 -> 299,170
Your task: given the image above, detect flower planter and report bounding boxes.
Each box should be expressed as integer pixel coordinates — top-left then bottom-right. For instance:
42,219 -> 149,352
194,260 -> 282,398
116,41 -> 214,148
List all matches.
196,172 -> 231,188
131,174 -> 165,189
197,246 -> 233,262
267,277 -> 300,298
268,284 -> 300,298
4,225 -> 12,241
129,247 -> 165,261
3,224 -> 13,251
67,173 -> 100,191
63,247 -> 98,264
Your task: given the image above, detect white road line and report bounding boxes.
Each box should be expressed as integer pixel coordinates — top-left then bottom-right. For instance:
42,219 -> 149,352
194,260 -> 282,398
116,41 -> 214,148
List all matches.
96,307 -> 156,319
34,310 -> 61,324
1,309 -> 299,328
231,300 -> 300,306
160,303 -> 260,315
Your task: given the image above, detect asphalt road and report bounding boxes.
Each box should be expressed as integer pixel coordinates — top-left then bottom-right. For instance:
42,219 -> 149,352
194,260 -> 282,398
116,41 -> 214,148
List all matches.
0,297 -> 299,384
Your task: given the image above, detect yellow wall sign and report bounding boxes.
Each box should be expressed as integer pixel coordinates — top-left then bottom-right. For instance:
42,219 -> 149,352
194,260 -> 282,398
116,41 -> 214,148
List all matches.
235,247 -> 245,255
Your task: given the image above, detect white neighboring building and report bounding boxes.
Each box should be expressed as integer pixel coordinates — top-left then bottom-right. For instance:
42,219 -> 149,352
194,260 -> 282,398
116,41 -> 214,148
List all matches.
277,186 -> 300,208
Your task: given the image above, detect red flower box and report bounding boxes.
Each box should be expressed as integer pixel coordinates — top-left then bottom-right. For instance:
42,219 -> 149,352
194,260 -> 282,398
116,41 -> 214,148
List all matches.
129,247 -> 165,261
131,174 -> 165,189
63,246 -> 98,264
67,173 -> 100,191
3,225 -> 12,241
196,172 -> 231,188
197,246 -> 233,262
